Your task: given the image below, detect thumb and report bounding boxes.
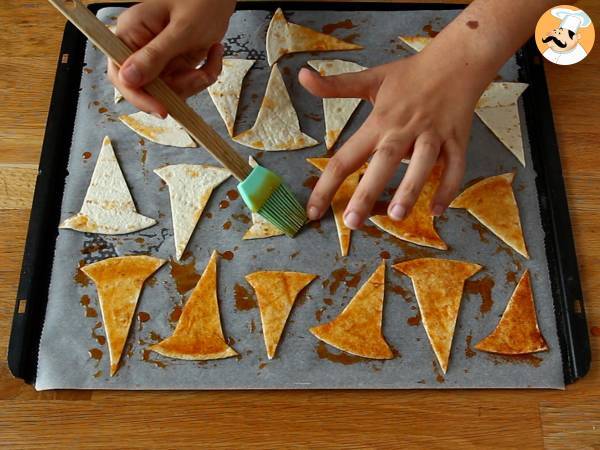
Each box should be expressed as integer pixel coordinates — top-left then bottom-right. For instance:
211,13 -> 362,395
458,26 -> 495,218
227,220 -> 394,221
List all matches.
119,24 -> 186,87
298,67 -> 379,100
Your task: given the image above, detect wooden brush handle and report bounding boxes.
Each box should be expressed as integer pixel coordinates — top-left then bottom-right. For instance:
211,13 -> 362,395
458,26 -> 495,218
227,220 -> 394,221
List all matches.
48,0 -> 252,181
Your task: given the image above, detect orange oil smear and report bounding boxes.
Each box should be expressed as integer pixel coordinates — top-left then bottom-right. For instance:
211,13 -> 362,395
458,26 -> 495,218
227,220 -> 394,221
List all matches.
303,175 -> 319,190
169,256 -> 200,294
220,250 -> 234,261
83,68 -> 93,74
227,190 -> 239,201
407,313 -> 421,327
142,349 -> 167,368
88,348 -> 103,361
80,295 -> 97,318
232,213 -> 251,224
316,341 -> 364,365
82,151 -> 92,159
91,322 -> 106,346
506,271 -> 517,283
170,304 -> 183,323
223,220 -> 232,230
328,267 -> 363,295
488,354 -> 543,368
360,224 -> 383,238
315,307 -> 326,322
234,283 -> 257,310
219,200 -> 230,209
324,298 -> 333,306
322,19 -> 355,34
98,107 -> 108,113
422,24 -> 439,37
379,251 -> 391,259
465,276 -> 495,315
258,362 -> 267,369
74,260 -> 90,287
472,223 -> 489,243
342,33 -> 360,44
465,335 -> 476,358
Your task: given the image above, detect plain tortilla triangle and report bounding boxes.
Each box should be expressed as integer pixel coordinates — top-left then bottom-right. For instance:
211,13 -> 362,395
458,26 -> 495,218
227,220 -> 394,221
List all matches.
307,158 -> 366,256
207,58 -> 255,136
155,164 -> 230,260
475,270 -> 548,354
60,136 -> 156,234
370,164 -> 447,250
243,156 -> 284,239
233,64 -> 318,150
82,255 -> 165,375
150,251 -> 238,360
246,271 -> 316,359
266,8 -> 362,66
450,172 -> 528,258
119,112 -> 196,148
307,60 -> 366,150
475,82 -> 528,166
394,258 -> 481,373
398,35 -> 433,53
310,260 -> 393,359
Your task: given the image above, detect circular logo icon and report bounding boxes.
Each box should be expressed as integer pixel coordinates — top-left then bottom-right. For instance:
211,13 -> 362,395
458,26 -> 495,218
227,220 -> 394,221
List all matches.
535,5 -> 594,66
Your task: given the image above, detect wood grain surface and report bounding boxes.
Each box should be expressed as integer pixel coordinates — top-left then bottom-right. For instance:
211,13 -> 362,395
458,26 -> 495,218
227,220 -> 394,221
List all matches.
1,0 -> 599,448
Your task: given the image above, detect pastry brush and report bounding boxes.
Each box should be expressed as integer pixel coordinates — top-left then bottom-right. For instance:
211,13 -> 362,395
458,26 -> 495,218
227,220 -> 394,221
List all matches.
48,0 -> 306,237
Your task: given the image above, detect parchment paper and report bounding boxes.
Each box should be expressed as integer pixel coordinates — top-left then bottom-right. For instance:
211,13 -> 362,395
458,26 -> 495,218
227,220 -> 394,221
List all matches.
35,7 -> 564,389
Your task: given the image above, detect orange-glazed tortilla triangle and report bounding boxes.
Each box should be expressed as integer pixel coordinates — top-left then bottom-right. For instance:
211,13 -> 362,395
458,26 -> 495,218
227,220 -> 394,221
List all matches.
393,258 -> 481,373
246,271 -> 316,359
370,165 -> 447,250
82,255 -> 165,376
150,251 -> 238,360
475,270 -> 548,354
310,260 -> 393,359
450,172 -> 528,258
266,8 -> 362,66
307,158 -> 366,256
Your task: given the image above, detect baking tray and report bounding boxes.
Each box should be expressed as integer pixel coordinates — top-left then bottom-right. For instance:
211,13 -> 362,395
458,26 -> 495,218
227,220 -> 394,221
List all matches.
8,2 -> 590,387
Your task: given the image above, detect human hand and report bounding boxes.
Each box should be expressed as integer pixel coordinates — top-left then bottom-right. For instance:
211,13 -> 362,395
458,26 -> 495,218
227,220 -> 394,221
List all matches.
108,0 -> 236,117
299,50 -> 484,229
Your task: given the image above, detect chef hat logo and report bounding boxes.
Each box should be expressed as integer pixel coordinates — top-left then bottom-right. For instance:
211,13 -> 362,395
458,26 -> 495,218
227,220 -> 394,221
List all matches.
535,5 -> 595,66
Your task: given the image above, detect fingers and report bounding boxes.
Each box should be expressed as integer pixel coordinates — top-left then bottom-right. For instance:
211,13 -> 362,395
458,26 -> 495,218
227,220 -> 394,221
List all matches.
164,44 -> 224,98
344,131 -> 412,229
388,132 -> 441,220
298,67 -> 380,101
119,22 -> 190,88
107,61 -> 167,117
432,138 -> 466,215
307,123 -> 377,220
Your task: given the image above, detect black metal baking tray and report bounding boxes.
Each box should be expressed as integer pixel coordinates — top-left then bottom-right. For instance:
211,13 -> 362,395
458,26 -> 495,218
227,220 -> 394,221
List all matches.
8,1 -> 590,385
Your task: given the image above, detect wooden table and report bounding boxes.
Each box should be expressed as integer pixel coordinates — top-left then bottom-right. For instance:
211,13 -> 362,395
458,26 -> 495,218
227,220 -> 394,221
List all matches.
1,1 -> 599,447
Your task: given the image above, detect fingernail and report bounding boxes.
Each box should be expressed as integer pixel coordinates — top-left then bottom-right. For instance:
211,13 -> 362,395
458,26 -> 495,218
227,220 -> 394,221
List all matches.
344,211 -> 362,229
307,206 -> 320,220
389,204 -> 406,221
432,204 -> 445,216
121,63 -> 142,85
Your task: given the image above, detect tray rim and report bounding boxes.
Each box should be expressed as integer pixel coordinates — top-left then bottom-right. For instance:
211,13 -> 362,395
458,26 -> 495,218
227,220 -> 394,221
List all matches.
7,1 -> 590,386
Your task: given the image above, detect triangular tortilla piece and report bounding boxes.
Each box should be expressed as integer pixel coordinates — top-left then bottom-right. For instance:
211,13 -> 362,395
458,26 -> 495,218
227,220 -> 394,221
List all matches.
207,58 -> 255,136
243,157 -> 284,239
266,8 -> 362,66
119,112 -> 196,148
394,258 -> 481,373
369,165 -> 447,250
307,158 -> 366,256
475,270 -> 548,354
60,136 -> 156,234
475,82 -> 528,166
82,255 -> 165,375
398,35 -> 433,53
150,251 -> 238,360
307,60 -> 366,150
310,261 -> 393,359
450,172 -> 528,258
114,88 -> 123,104
233,64 -> 318,151
246,271 -> 316,359
155,164 -> 230,260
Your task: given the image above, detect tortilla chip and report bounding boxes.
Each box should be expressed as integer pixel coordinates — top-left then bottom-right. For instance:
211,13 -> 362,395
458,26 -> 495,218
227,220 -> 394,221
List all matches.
394,258 -> 481,373
155,164 -> 230,260
150,251 -> 238,360
266,8 -> 362,66
246,271 -> 316,359
119,112 -> 196,148
307,60 -> 366,150
310,260 -> 393,359
450,172 -> 528,258
307,158 -> 367,256
114,88 -> 123,104
208,58 -> 255,136
369,165 -> 447,250
233,64 -> 318,151
398,35 -> 433,53
475,270 -> 548,354
82,255 -> 165,375
475,82 -> 528,166
60,136 -> 156,234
